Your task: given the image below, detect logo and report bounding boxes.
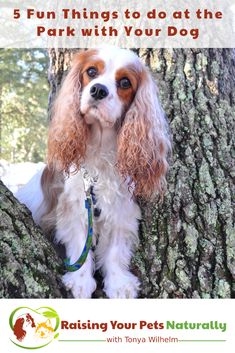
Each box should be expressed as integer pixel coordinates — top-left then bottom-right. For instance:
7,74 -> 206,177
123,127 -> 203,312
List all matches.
9,306 -> 60,349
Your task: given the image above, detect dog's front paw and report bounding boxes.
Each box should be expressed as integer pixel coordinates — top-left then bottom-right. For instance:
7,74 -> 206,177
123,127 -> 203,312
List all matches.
104,271 -> 140,298
63,272 -> 97,298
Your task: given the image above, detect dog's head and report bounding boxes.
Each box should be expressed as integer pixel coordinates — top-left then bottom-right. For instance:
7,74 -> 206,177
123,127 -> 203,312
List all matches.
48,47 -> 171,198
79,48 -> 141,128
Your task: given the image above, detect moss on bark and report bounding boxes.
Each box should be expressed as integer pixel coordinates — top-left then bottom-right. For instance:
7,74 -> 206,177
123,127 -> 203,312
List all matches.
133,49 -> 235,298
0,180 -> 71,298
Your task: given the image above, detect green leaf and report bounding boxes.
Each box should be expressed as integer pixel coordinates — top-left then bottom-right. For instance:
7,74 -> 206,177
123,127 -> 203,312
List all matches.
42,311 -> 59,319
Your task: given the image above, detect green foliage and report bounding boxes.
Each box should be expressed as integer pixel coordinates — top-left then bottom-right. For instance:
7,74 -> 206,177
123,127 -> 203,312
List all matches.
0,49 -> 49,162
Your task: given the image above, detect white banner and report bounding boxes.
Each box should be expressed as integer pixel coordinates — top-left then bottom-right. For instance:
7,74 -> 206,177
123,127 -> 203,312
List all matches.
0,0 -> 234,48
0,299 -> 235,352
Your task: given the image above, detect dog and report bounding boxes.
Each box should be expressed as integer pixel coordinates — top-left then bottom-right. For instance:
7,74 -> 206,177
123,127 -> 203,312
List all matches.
16,47 -> 171,298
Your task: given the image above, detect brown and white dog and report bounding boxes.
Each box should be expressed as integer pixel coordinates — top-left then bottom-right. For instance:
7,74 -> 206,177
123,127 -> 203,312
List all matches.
16,47 -> 171,298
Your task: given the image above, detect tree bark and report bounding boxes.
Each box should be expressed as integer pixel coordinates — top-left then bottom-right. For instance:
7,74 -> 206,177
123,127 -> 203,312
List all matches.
0,180 -> 71,298
47,48 -> 77,118
134,49 -> 235,298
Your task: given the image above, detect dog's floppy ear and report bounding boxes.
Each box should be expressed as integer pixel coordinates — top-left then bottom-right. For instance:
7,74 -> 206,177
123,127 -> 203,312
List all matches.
117,66 -> 171,199
47,51 -> 90,173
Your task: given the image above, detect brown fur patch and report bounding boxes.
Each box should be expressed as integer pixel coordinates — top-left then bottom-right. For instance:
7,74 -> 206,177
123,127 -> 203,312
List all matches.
72,49 -> 98,67
82,59 -> 105,87
115,66 -> 140,108
117,66 -> 170,199
47,50 -> 99,174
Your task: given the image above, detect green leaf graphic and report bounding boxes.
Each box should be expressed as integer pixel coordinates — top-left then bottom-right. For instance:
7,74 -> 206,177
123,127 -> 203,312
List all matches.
42,311 -> 59,319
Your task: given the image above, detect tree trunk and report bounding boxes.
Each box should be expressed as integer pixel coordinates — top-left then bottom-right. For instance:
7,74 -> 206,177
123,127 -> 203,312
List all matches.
47,48 -> 77,118
135,49 -> 235,298
0,180 -> 71,298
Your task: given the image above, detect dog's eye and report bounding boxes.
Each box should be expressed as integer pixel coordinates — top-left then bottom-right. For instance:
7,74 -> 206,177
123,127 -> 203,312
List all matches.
87,67 -> 98,78
118,77 -> 132,89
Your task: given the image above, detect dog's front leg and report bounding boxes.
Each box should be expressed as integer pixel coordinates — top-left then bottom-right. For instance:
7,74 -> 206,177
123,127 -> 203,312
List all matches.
55,188 -> 96,298
101,229 -> 140,298
62,241 -> 96,299
97,201 -> 141,299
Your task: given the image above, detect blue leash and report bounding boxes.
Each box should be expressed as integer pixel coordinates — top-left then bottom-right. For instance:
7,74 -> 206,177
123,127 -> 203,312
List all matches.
64,192 -> 93,272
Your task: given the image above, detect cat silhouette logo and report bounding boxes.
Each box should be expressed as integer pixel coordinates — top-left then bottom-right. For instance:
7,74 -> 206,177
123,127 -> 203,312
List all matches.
9,306 -> 60,349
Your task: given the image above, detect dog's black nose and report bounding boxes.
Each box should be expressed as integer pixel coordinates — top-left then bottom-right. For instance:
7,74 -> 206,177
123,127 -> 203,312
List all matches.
90,84 -> 109,100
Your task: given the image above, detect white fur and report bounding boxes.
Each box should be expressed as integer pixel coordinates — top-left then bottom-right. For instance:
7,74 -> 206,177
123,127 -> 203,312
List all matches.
16,124 -> 141,299
57,124 -> 141,298
15,165 -> 46,224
